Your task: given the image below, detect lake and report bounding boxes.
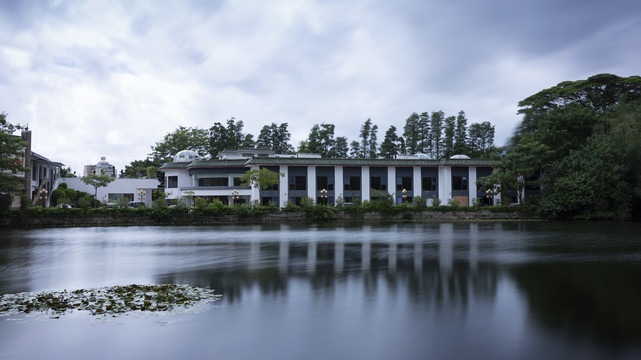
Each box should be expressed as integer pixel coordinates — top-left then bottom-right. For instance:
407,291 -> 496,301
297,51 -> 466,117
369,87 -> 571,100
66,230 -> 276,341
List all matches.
1,222 -> 641,359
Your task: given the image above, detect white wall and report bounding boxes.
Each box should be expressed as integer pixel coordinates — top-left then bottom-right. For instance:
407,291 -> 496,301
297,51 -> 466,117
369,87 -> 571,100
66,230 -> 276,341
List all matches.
62,177 -> 160,206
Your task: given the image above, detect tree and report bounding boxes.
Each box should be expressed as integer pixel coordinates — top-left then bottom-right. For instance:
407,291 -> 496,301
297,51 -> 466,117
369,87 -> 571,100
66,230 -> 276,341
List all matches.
403,113 -> 420,155
508,74 -> 641,219
380,125 -> 401,159
240,168 -> 283,190
0,112 -> 27,195
349,140 -> 360,158
430,111 -> 444,158
482,137 -> 552,205
359,119 -> 378,158
368,124 -> 378,158
442,115 -> 456,158
256,123 -> 292,154
454,111 -> 469,155
208,117 -> 252,157
468,121 -> 495,158
150,126 -> 208,163
334,136 -> 349,158
81,174 -> 115,207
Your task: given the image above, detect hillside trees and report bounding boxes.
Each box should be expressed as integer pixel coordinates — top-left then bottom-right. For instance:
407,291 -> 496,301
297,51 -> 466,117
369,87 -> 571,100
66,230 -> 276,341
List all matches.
507,74 -> 641,219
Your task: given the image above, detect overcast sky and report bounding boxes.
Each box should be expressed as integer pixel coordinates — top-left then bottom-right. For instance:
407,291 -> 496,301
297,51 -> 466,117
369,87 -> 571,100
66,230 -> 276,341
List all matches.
1,0 -> 639,174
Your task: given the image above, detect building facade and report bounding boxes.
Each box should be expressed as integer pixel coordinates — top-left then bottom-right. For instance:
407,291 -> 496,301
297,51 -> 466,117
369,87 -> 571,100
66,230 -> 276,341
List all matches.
160,150 -> 500,207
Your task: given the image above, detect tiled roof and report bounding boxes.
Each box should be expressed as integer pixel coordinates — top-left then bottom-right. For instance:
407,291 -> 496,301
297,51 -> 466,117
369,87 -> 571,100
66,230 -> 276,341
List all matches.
159,162 -> 191,170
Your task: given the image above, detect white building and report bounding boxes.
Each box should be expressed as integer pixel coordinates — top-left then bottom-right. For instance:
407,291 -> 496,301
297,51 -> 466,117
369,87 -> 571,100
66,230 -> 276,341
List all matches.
61,177 -> 161,206
160,149 -> 500,207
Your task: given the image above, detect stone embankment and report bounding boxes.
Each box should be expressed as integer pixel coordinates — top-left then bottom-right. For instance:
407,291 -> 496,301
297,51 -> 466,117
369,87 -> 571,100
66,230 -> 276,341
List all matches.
2,210 -> 534,228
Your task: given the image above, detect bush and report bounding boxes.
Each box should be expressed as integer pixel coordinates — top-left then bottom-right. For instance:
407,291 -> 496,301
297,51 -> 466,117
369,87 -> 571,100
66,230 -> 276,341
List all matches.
50,189 -> 66,207
281,200 -> 301,213
77,196 -> 92,210
412,196 -> 427,211
431,198 -> 441,207
304,204 -> 337,221
232,204 -> 253,218
0,194 -> 12,213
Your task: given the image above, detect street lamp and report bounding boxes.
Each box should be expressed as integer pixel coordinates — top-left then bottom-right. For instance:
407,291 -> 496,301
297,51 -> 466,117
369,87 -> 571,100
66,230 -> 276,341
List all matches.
402,188 -> 407,203
38,188 -> 48,206
137,189 -> 146,203
231,189 -> 240,205
485,189 -> 494,205
320,188 -> 328,205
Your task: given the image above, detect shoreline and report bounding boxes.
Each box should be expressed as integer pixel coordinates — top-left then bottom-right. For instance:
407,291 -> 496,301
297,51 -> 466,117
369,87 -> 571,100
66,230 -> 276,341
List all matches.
1,210 -> 537,228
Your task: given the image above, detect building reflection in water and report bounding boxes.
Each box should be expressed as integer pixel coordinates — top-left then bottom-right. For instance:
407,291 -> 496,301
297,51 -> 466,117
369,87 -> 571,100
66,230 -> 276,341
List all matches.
157,223 -> 499,309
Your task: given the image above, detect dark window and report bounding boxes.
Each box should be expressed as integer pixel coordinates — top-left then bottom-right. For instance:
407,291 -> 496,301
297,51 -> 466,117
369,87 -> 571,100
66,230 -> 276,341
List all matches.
233,177 -> 241,186
452,176 -> 468,190
344,176 -> 361,191
422,177 -> 437,191
167,176 -> 178,188
199,177 -> 228,187
370,176 -> 387,191
289,176 -> 307,191
396,176 -> 412,191
316,176 -> 334,191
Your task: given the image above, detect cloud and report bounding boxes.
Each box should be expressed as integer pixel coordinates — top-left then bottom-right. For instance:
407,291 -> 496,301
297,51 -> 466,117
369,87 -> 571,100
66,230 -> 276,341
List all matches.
0,0 -> 640,174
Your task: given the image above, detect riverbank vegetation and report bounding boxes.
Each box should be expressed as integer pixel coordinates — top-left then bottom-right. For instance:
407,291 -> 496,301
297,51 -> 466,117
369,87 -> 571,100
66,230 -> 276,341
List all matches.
1,196 -> 535,227
480,74 -> 641,221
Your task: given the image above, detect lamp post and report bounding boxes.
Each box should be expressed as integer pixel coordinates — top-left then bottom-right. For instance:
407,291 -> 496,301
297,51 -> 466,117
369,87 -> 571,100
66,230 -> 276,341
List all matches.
38,188 -> 48,207
402,188 -> 407,203
231,189 -> 240,205
320,188 -> 328,205
485,189 -> 494,206
137,189 -> 146,204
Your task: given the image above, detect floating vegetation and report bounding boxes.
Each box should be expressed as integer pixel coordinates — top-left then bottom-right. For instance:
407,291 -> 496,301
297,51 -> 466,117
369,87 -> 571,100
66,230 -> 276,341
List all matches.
0,284 -> 221,319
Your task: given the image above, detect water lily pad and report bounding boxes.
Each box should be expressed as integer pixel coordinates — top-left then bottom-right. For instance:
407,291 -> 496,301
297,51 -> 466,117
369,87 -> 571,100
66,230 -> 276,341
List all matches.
0,284 -> 221,319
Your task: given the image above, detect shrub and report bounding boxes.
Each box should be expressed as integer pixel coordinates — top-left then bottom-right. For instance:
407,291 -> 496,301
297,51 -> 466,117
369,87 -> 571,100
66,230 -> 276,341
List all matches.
305,204 -> 337,221
0,194 -> 12,213
431,198 -> 441,207
282,200 -> 301,213
50,189 -> 66,206
77,196 -> 92,210
412,196 -> 427,211
299,197 -> 315,208
232,204 -> 253,218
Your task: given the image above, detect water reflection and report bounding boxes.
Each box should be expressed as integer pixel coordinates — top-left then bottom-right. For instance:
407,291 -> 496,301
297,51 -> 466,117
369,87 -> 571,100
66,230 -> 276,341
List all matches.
1,223 -> 641,359
154,223 -> 500,311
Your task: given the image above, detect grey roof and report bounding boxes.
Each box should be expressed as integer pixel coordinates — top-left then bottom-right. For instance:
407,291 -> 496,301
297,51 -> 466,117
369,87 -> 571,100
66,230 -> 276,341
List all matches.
32,151 -> 64,167
160,156 -> 496,170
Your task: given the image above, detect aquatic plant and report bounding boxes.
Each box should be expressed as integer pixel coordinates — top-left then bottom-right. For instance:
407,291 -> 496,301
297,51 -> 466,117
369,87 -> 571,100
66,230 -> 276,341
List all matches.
0,284 -> 220,319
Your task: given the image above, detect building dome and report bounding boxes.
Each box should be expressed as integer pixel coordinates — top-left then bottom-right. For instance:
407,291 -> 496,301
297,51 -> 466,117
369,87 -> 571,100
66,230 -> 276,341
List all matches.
173,150 -> 200,162
450,154 -> 470,159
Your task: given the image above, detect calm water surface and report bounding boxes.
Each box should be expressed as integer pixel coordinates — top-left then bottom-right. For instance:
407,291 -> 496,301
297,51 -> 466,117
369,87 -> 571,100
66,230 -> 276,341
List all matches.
1,222 -> 641,360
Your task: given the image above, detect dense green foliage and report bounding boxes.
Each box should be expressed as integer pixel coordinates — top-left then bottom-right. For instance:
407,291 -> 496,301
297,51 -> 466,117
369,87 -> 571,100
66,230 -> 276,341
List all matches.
0,113 -> 27,194
502,74 -> 641,220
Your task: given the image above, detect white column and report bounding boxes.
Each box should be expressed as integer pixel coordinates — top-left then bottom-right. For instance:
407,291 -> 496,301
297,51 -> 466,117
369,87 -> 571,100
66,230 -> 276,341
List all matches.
249,165 -> 260,204
279,165 -> 288,208
335,166 -> 344,201
438,166 -> 451,204
412,166 -> 421,199
468,166 -> 477,206
308,165 -> 316,203
387,166 -> 395,198
361,166 -> 370,203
